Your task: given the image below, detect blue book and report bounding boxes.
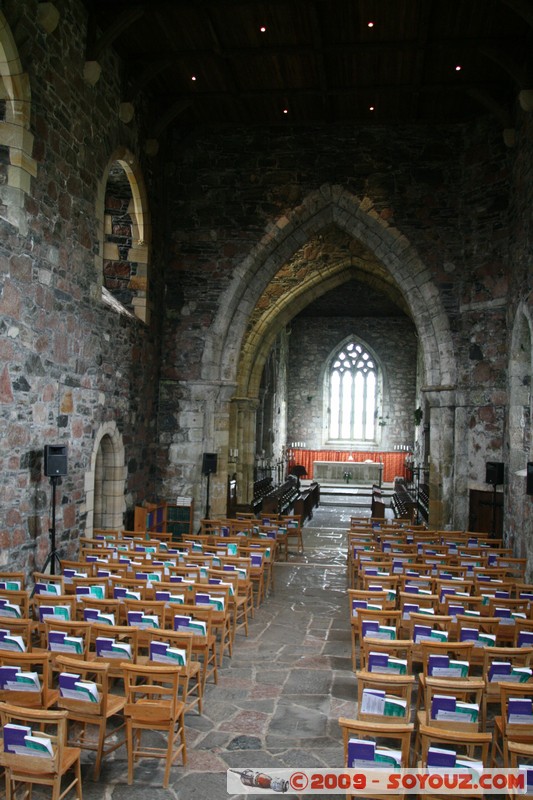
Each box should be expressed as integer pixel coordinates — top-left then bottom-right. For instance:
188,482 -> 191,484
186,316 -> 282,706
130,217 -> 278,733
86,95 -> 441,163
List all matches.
48,631 -> 83,654
517,630 -> 533,648
95,636 -> 132,659
427,747 -> 456,768
83,609 -> 115,625
38,605 -> 70,622
58,672 -> 99,703
155,590 -> 185,604
173,614 -> 207,635
126,611 -> 159,629
508,698 -> 533,724
149,641 -> 187,665
0,629 -> 25,652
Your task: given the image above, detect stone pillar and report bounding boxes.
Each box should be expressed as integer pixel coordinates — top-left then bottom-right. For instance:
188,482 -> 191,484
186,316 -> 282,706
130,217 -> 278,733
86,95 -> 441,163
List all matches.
422,388 -> 457,530
230,397 -> 259,507
174,380 -> 235,522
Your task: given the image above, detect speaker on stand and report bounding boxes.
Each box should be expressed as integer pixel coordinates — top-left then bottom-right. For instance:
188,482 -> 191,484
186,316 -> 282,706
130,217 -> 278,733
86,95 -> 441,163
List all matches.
42,445 -> 68,575
485,461 -> 504,538
202,453 -> 217,519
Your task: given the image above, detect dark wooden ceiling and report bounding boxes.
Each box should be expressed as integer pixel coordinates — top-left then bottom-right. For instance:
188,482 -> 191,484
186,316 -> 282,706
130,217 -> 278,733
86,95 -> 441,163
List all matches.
83,0 -> 533,128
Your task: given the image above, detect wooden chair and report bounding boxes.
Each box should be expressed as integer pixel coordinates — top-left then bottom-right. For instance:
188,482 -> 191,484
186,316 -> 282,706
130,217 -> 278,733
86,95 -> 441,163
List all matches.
32,573 -> 66,596
491,681 -> 533,767
415,639 -> 475,714
356,670 -> 415,723
0,573 -> 26,590
417,723 -> 492,797
280,514 -> 304,554
0,589 -> 31,621
237,547 -> 267,606
146,628 -> 203,715
481,645 -> 533,729
0,702 -> 82,800
32,595 -> 77,643
398,591 -> 439,638
456,614 -> 501,666
55,654 -> 126,780
0,650 -> 58,709
203,568 -> 251,641
77,596 -> 122,626
123,598 -> 168,648
170,604 -> 218,689
403,611 -> 453,664
91,622 -> 139,679
69,576 -> 109,601
506,740 -> 533,798
360,637 -> 414,675
122,662 -> 187,787
43,618 -> 94,672
338,716 -> 413,799
348,589 -> 396,671
414,675 -> 485,764
0,619 -> 37,653
191,584 -> 232,665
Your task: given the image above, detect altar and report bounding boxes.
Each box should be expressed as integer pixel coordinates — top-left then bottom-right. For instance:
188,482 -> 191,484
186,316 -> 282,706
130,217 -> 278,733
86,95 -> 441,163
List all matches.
313,460 -> 384,486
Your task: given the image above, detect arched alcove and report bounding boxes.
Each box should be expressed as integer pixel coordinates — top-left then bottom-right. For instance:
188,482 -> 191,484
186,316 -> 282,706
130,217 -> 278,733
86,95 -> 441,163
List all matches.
84,421 -> 127,536
95,147 -> 152,323
0,11 -> 36,235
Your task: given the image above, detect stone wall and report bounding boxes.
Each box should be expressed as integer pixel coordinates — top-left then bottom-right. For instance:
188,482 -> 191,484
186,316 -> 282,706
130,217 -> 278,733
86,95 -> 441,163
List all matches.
287,316 -> 417,451
0,1 -> 162,572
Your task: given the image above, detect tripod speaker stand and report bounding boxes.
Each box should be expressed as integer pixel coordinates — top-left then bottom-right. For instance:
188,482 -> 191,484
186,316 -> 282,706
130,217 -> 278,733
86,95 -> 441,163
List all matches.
41,475 -> 62,575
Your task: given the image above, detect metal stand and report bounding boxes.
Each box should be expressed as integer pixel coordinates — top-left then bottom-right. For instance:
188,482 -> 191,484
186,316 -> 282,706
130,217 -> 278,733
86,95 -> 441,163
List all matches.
205,470 -> 211,520
41,475 -> 62,574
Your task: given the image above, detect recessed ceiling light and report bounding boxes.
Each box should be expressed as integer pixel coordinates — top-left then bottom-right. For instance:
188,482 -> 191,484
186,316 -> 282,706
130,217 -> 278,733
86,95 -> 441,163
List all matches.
367,21 -> 375,27
191,75 -> 197,81
283,108 -> 289,115
260,25 -> 266,33
455,65 -> 462,71
369,105 -> 375,111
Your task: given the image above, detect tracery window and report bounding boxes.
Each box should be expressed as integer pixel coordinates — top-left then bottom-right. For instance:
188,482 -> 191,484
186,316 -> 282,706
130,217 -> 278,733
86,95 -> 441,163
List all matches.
328,342 -> 377,442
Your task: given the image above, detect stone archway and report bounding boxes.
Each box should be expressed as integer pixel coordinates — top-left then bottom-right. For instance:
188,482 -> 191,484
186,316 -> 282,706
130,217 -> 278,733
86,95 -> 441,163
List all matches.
84,421 -> 127,536
195,185 -> 457,526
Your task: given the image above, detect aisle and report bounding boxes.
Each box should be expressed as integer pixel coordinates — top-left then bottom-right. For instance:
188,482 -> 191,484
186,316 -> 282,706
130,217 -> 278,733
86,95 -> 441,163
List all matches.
178,525 -> 355,799
80,517 -> 356,800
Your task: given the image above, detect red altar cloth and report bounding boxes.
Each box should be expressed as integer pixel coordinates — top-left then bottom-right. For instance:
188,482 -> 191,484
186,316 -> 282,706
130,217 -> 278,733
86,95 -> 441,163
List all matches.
290,450 -> 407,483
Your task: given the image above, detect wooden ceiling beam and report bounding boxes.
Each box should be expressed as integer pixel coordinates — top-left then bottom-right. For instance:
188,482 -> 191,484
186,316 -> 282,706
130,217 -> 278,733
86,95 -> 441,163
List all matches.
86,6 -> 145,61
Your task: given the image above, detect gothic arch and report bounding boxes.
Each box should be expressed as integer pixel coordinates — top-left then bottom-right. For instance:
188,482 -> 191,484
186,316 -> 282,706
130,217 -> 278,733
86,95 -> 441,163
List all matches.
95,147 -> 152,323
84,421 -> 126,536
0,11 -> 36,234
203,185 -> 456,394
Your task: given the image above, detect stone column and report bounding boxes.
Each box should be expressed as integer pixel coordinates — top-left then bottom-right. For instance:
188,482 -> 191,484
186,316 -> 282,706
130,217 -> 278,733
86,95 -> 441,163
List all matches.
230,397 -> 259,507
422,387 -> 457,530
168,380 -> 235,523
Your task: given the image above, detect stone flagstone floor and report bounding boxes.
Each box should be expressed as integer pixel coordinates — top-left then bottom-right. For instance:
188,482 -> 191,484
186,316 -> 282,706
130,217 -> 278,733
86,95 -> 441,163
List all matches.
79,504 -> 359,800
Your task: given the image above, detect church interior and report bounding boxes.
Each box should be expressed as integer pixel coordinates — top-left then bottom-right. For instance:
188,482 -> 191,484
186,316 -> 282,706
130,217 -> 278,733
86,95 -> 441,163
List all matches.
1,0 -> 533,794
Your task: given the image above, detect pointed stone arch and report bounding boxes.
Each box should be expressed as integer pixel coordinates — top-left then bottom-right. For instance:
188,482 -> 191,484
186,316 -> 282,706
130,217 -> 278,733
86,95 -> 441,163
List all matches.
203,185 -> 456,393
84,421 -> 126,536
0,11 -> 37,235
94,146 -> 152,323
192,184 -> 458,525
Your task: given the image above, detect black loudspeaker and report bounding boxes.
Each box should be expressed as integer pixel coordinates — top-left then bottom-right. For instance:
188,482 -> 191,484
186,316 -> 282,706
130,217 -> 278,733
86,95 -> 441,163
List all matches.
44,444 -> 68,477
527,463 -> 533,496
202,452 -> 217,475
485,461 -> 504,486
